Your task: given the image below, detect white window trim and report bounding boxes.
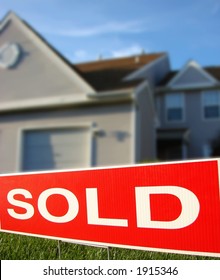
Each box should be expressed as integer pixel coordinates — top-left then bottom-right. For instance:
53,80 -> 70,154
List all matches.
165,93 -> 185,123
202,91 -> 220,121
203,143 -> 212,158
16,123 -> 95,172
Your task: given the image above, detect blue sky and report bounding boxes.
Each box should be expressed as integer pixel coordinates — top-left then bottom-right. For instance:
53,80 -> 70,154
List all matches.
1,0 -> 220,69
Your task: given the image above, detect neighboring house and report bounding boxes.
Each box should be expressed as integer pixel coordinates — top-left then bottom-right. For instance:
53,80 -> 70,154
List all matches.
0,11 -> 170,174
156,60 -> 220,160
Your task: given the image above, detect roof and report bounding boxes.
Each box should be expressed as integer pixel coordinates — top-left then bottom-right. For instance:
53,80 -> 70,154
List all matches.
158,71 -> 177,86
75,53 -> 165,91
205,66 -> 220,81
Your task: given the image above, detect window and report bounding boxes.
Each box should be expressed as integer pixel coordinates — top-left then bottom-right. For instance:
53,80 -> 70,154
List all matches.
165,93 -> 184,122
203,91 -> 220,119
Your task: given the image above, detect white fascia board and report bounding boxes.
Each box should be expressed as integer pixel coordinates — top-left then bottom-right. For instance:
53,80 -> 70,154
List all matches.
0,91 -> 135,113
135,80 -> 150,95
124,53 -> 168,81
87,88 -> 134,99
0,13 -> 11,32
156,83 -> 220,94
168,60 -> 218,88
166,82 -> 218,90
0,94 -> 88,112
0,12 -> 95,94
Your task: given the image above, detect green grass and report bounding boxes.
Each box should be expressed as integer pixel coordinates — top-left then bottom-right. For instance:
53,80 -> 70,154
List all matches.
0,232 -> 218,260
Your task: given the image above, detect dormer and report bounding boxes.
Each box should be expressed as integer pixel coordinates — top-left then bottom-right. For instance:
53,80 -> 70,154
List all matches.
168,60 -> 218,89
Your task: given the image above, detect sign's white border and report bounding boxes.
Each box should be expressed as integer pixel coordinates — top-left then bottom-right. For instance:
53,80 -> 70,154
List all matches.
0,157 -> 220,258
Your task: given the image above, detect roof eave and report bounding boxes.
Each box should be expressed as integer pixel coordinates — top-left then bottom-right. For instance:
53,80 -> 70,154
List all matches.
0,91 -> 135,114
156,83 -> 220,94
124,53 -> 168,81
87,88 -> 134,99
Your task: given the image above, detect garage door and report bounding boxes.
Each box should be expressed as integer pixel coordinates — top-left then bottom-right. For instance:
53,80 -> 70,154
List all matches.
22,127 -> 90,172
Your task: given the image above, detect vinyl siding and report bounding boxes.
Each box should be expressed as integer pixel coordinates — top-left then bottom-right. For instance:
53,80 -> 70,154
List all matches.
135,84 -> 156,162
157,91 -> 220,158
171,66 -> 214,86
0,103 -> 134,174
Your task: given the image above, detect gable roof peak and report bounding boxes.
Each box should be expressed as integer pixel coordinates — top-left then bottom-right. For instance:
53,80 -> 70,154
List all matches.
0,10 -> 24,32
167,58 -> 218,88
0,10 -> 96,93
184,59 -> 201,69
1,10 -> 20,22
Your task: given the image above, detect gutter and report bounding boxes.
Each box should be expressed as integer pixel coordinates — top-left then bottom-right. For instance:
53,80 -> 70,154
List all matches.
156,83 -> 220,94
0,90 -> 134,114
86,89 -> 134,99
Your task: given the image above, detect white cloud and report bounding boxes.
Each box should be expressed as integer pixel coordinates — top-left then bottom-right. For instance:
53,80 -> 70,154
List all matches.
70,49 -> 92,62
74,50 -> 88,59
43,20 -> 147,37
112,44 -> 147,58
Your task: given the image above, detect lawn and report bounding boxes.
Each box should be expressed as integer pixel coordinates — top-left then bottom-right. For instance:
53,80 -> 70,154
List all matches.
0,232 -> 217,260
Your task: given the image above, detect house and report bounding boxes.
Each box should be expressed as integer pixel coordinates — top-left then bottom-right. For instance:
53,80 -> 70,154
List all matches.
0,11 -> 170,174
1,11 -> 219,174
156,60 -> 220,160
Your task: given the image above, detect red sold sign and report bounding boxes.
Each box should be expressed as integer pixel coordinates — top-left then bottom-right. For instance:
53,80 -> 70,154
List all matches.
0,159 -> 220,257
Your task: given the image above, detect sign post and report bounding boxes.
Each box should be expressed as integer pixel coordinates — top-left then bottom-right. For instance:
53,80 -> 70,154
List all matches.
0,159 -> 220,257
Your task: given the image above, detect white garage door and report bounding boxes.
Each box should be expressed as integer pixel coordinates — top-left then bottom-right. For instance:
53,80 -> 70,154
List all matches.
22,127 -> 90,171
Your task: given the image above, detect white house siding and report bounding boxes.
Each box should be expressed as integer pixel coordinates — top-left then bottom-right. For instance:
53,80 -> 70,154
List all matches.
135,83 -> 156,162
182,91 -> 220,158
0,102 -> 134,174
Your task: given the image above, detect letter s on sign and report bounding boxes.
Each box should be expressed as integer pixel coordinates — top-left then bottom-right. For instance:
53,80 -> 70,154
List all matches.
7,189 -> 34,220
